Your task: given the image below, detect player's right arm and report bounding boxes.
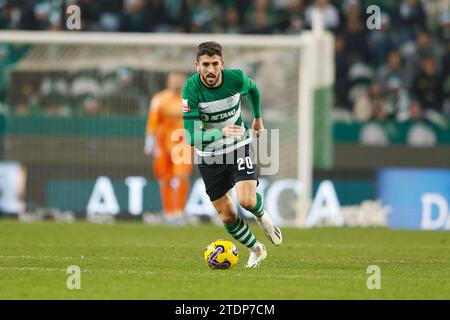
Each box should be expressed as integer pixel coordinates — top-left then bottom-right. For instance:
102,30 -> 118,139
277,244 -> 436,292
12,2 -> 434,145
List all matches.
182,83 -> 223,148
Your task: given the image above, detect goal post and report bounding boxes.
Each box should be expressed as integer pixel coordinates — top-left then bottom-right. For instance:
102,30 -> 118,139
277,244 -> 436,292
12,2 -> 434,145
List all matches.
0,29 -> 334,227
297,29 -> 335,226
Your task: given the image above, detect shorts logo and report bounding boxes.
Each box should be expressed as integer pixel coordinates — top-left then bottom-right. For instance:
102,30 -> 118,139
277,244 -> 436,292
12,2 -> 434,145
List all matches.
201,114 -> 209,121
182,99 -> 190,112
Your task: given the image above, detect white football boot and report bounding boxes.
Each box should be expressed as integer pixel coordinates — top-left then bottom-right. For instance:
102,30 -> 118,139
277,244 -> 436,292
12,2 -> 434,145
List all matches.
245,242 -> 267,268
256,211 -> 282,246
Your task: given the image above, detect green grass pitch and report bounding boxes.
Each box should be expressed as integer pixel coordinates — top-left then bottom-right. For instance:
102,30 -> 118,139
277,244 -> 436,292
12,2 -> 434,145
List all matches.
0,219 -> 449,299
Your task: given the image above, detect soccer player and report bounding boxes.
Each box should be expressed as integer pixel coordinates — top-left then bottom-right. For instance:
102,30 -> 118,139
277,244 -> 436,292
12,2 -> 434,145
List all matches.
145,72 -> 192,225
182,41 -> 282,268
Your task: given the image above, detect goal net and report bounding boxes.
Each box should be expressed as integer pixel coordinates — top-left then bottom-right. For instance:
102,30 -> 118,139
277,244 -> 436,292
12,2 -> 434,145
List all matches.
0,31 -> 334,226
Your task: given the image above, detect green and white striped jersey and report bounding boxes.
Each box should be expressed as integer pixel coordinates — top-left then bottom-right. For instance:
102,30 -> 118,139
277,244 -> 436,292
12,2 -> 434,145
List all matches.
182,69 -> 261,156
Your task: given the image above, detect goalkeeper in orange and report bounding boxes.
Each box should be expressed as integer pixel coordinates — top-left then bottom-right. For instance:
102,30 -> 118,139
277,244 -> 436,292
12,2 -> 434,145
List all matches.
145,72 -> 192,225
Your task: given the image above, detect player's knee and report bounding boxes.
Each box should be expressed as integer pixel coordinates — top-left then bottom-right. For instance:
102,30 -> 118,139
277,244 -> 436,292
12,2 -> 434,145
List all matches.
238,194 -> 256,211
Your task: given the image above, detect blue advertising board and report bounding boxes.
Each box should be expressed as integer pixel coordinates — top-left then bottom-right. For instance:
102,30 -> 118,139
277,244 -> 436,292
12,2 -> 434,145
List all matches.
377,168 -> 450,230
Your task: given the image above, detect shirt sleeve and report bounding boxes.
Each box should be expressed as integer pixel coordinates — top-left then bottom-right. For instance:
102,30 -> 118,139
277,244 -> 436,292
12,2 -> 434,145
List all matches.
182,82 -> 222,147
240,71 -> 261,118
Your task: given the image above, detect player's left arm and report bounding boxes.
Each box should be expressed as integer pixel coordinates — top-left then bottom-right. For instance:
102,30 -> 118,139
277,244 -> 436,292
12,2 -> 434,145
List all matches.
241,71 -> 263,137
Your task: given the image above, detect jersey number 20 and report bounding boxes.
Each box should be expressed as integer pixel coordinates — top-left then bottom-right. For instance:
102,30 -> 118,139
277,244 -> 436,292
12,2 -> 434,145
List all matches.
237,157 -> 253,171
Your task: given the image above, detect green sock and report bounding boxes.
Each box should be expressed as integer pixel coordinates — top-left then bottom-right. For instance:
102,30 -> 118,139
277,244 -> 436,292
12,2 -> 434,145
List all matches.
225,215 -> 258,249
249,193 -> 264,218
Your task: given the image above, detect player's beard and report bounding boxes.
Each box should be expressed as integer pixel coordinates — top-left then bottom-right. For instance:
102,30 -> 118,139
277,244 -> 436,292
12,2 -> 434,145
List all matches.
202,73 -> 220,87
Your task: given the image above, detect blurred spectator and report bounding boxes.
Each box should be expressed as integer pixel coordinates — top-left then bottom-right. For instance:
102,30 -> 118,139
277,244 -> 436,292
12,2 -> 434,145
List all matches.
70,70 -> 101,108
164,0 -> 192,32
334,34 -> 350,108
19,1 -> 62,31
346,61 -> 373,107
98,12 -> 121,32
103,67 -> 143,114
392,0 -> 427,45
367,13 -> 397,66
384,77 -> 411,122
353,82 -> 387,121
244,8 -> 275,34
13,100 -> 33,116
443,41 -> 450,116
273,0 -> 291,11
403,31 -> 439,89
278,0 -> 305,34
0,1 -> 20,29
340,0 -> 365,31
99,68 -> 119,98
71,0 -> 103,31
244,0 -> 277,34
409,100 -> 424,121
14,83 -> 42,115
191,0 -> 221,33
120,0 -> 151,32
443,40 -> 450,75
421,0 -> 449,26
438,11 -> 450,43
221,7 -> 241,34
43,99 -> 71,117
147,0 -> 178,32
97,0 -> 123,31
40,76 -> 69,105
443,97 -> 450,117
80,97 -> 102,117
305,0 -> 340,31
411,57 -> 444,114
377,51 -> 407,95
344,16 -> 369,63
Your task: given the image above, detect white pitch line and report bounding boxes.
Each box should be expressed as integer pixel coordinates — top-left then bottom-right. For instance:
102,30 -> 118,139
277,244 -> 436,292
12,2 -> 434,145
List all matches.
0,266 -> 156,275
1,255 -> 75,261
0,266 -> 66,273
0,255 -> 147,261
288,243 -> 450,250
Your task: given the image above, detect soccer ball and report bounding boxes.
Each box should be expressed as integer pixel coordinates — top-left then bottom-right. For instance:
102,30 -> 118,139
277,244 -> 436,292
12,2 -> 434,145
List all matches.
204,239 -> 238,270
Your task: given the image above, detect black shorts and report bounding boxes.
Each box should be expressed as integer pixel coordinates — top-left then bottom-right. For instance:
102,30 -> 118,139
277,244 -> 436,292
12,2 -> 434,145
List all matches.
197,143 -> 259,201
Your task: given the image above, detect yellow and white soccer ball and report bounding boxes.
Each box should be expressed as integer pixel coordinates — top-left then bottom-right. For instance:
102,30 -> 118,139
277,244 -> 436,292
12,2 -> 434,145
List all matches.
204,239 -> 238,270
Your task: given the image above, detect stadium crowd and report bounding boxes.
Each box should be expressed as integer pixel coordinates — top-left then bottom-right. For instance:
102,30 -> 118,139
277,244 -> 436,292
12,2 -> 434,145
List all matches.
0,0 -> 450,125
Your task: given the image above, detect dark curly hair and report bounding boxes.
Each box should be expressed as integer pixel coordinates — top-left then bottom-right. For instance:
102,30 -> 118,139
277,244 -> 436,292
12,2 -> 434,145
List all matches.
196,41 -> 223,61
